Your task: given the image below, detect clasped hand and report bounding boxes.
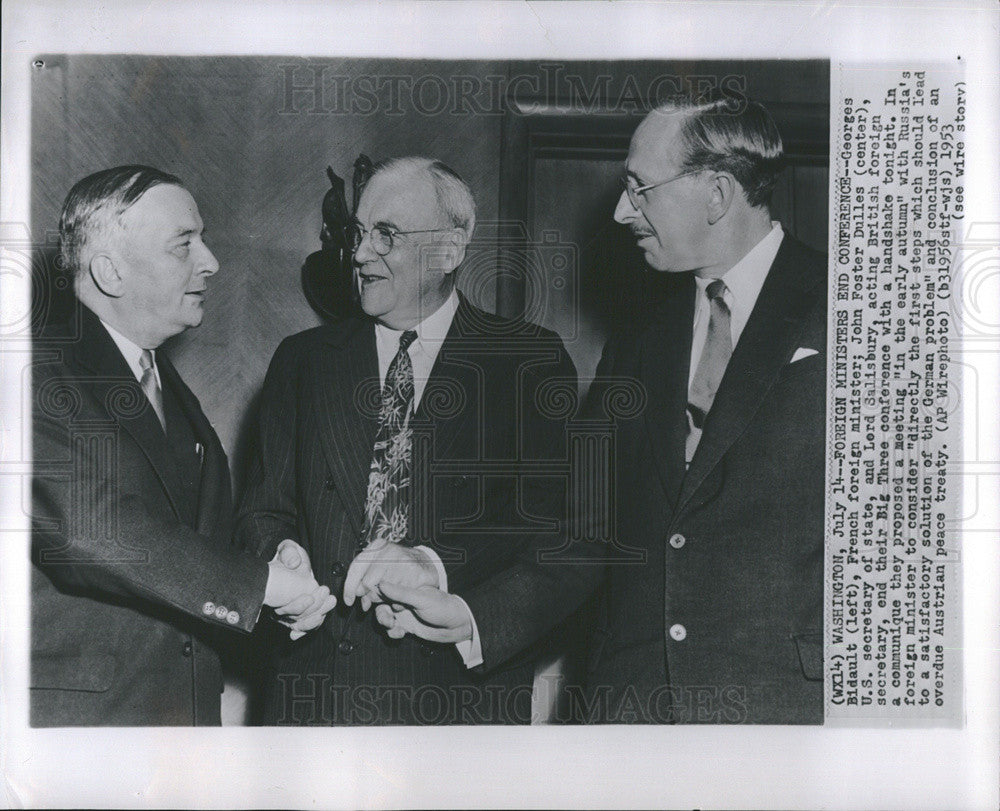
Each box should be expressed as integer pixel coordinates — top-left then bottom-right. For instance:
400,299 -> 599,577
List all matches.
373,583 -> 472,645
265,539 -> 337,640
342,540 -> 471,644
342,539 -> 439,610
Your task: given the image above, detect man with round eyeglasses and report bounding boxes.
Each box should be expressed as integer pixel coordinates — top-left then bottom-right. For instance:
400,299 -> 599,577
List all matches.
238,156 -> 575,725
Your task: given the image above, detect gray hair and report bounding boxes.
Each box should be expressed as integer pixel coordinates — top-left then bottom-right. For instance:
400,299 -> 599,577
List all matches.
370,156 -> 476,239
59,164 -> 184,277
652,93 -> 785,208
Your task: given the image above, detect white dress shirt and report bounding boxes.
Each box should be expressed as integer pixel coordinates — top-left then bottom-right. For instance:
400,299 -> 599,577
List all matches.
374,288 -> 459,411
688,222 -> 784,387
373,290 -> 483,667
100,318 -> 161,387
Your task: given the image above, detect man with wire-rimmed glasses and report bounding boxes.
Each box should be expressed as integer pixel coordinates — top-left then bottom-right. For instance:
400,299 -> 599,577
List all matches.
237,156 -> 575,725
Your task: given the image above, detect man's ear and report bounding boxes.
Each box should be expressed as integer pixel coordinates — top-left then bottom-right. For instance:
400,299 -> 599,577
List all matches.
434,229 -> 469,276
706,172 -> 737,225
88,253 -> 125,298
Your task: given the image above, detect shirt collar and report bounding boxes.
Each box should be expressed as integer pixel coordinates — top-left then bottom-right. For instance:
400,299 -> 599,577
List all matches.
375,288 -> 460,353
99,318 -> 153,382
695,222 -> 784,312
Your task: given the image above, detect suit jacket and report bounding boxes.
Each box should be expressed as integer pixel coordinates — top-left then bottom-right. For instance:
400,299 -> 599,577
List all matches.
31,303 -> 269,726
469,234 -> 827,724
236,294 -> 575,725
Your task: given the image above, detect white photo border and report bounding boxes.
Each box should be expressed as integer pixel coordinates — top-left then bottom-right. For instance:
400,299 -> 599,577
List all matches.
1,1 -> 997,808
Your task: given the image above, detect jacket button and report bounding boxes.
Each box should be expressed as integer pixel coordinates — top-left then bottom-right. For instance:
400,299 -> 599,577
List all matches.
668,533 -> 686,549
669,623 -> 687,641
331,562 -> 346,578
214,605 -> 228,620
325,477 -> 336,490
182,641 -> 193,657
338,640 -> 354,655
202,601 -> 215,615
226,610 -> 240,625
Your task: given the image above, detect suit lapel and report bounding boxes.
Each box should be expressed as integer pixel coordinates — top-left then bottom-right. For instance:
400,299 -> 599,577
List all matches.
69,306 -> 186,520
312,317 -> 380,536
641,275 -> 695,510
413,297 -> 479,462
157,355 -> 228,535
675,236 -> 826,515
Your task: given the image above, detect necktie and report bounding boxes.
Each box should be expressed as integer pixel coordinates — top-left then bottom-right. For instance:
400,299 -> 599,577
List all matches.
139,349 -> 166,430
686,279 -> 732,463
360,330 -> 418,550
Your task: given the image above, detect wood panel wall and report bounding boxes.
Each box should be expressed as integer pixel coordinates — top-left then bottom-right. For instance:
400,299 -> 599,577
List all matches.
31,57 -> 829,724
31,55 -> 505,482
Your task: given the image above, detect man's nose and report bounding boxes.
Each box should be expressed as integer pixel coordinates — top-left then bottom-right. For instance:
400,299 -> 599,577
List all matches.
353,231 -> 379,264
197,242 -> 220,276
613,190 -> 637,224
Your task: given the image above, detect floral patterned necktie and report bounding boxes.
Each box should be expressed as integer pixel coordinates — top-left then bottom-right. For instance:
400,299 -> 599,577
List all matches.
360,329 -> 418,551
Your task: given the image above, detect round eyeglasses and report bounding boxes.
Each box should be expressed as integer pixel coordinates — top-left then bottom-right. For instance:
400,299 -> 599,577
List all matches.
346,221 -> 453,257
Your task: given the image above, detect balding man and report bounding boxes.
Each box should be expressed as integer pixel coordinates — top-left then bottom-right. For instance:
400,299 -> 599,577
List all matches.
31,165 -> 335,726
237,157 -> 575,725
378,96 -> 827,724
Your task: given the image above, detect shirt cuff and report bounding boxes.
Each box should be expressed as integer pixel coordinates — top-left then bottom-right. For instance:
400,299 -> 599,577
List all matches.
413,547 -> 480,667
415,545 -> 448,591
452,595 -> 483,668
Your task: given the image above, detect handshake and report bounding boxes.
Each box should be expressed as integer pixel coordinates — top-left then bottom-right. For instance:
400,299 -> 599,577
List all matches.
263,539 -> 337,640
263,538 -> 471,644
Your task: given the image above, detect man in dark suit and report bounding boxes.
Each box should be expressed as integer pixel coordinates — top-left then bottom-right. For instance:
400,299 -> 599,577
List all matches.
31,166 -> 336,726
236,156 -> 575,725
374,96 -> 827,724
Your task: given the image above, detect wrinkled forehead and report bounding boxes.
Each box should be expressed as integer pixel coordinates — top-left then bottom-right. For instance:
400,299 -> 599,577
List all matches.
627,112 -> 687,179
356,168 -> 442,229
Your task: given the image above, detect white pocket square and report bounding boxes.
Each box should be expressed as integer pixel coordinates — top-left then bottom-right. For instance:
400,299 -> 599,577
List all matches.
790,347 -> 819,363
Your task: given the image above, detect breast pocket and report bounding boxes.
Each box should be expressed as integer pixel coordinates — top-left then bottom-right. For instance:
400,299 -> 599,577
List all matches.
777,353 -> 825,384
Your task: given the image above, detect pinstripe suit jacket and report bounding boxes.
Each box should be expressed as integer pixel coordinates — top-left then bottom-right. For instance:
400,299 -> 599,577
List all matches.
236,295 -> 575,725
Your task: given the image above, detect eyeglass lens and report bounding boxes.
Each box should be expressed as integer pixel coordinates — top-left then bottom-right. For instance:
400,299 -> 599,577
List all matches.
348,223 -> 393,255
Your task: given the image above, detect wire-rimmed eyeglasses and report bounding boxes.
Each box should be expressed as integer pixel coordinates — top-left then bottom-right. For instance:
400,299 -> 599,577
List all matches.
346,221 -> 453,256
620,168 -> 703,208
